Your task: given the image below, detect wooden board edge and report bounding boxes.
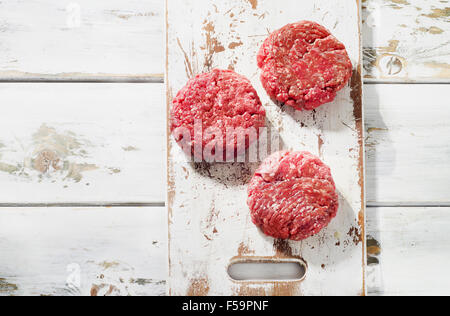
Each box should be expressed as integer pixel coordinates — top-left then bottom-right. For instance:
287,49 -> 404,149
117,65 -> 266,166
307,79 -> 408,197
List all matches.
354,0 -> 366,297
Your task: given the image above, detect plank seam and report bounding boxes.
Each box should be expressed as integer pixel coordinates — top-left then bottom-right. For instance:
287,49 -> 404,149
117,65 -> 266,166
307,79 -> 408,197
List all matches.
0,78 -> 164,83
0,202 -> 165,208
1,203 -> 447,209
367,203 -> 450,208
0,79 -> 446,84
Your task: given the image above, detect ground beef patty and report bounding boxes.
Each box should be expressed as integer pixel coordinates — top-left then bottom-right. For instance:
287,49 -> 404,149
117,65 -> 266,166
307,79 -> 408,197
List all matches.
257,21 -> 353,111
171,69 -> 266,161
248,151 -> 339,241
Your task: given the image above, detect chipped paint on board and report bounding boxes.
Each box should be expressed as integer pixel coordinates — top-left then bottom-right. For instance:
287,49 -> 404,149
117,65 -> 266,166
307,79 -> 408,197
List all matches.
0,278 -> 18,294
168,0 -> 365,296
246,0 -> 258,10
362,0 -> 450,81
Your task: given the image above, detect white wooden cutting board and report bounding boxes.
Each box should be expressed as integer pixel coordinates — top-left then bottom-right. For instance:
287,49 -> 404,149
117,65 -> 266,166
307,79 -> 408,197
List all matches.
166,0 -> 365,296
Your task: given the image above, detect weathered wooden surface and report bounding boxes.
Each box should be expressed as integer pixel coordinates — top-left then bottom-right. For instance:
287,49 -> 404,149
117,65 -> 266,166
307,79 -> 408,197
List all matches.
0,83 -> 165,204
3,206 -> 450,296
0,0 -> 447,82
0,207 -> 166,296
0,84 -> 448,206
0,0 -> 164,80
362,0 -> 449,82
365,84 -> 450,205
167,0 -> 365,296
0,0 -> 448,297
367,207 -> 450,296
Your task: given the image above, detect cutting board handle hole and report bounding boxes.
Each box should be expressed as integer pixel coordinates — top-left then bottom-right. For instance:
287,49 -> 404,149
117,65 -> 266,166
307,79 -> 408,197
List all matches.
227,259 -> 306,282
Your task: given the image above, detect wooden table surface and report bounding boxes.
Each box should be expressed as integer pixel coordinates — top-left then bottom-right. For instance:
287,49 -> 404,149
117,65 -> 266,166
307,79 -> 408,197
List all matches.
0,0 -> 448,296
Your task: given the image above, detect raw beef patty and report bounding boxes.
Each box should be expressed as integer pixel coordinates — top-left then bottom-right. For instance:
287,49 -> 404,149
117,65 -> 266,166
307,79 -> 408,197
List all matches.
171,69 -> 266,161
257,21 -> 353,111
247,151 -> 339,241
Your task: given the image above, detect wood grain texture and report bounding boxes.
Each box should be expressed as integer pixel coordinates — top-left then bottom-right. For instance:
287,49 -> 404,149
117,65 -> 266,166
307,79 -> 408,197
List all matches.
0,83 -> 165,204
362,0 -> 450,82
365,84 -> 450,205
0,0 -> 447,82
367,207 -> 450,296
2,206 -> 449,296
1,83 -> 447,206
0,0 -> 164,80
167,0 -> 365,296
0,207 -> 166,296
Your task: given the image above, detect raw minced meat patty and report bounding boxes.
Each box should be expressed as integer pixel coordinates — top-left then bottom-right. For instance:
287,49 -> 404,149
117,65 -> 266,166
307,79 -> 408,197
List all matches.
257,21 -> 353,111
171,69 -> 266,161
247,151 -> 339,241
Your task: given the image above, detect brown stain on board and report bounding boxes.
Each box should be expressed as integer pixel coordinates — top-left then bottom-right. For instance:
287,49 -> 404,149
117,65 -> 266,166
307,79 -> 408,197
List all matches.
421,7 -> 450,20
378,40 -> 399,53
389,0 -> 410,4
90,284 -> 100,296
0,278 -> 18,294
228,41 -> 243,49
418,26 -> 445,34
348,226 -> 362,245
367,235 -> 381,265
33,150 -> 61,173
0,124 -> 109,183
98,261 -> 120,269
122,146 -> 138,152
235,284 -> 266,296
367,127 -> 388,133
273,239 -> 293,258
31,124 -> 101,182
246,0 -> 258,10
237,242 -> 256,256
424,62 -> 450,78
90,284 -> 120,296
368,245 -> 381,256
271,282 -> 300,296
201,20 -> 225,71
234,281 -> 301,296
201,201 -> 220,241
109,10 -> 157,20
187,278 -> 210,296
177,38 -> 194,79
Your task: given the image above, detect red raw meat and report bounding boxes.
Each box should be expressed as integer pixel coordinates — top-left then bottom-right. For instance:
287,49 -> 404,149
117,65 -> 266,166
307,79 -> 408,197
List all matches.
257,21 -> 353,111
171,69 -> 266,161
248,151 -> 339,241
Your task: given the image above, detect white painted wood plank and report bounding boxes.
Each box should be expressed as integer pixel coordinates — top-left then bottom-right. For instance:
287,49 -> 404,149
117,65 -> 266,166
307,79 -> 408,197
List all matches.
0,0 -> 164,80
2,206 -> 448,296
365,84 -> 450,204
367,207 -> 450,296
0,83 -> 165,204
167,0 -> 365,296
362,0 -> 450,82
0,0 -> 447,82
0,207 -> 167,296
2,83 -> 444,205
